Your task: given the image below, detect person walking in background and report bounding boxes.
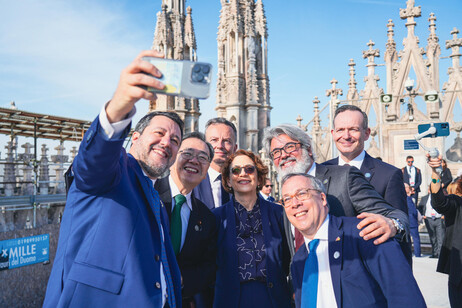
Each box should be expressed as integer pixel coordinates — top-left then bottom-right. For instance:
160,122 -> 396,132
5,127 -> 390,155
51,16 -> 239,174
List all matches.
213,149 -> 291,308
419,186 -> 445,258
405,183 -> 421,257
402,155 -> 422,203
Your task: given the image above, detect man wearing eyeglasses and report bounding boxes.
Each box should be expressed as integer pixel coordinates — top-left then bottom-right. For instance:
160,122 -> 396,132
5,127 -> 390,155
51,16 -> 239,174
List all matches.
155,132 -> 217,308
402,155 -> 422,203
281,173 -> 425,308
262,124 -> 409,256
259,178 -> 275,202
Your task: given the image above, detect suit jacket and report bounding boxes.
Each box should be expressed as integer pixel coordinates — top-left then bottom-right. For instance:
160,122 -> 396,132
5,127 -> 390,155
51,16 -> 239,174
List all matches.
431,189 -> 462,285
291,216 -> 425,308
43,118 -> 182,307
402,165 -> 422,193
194,173 -> 231,209
324,153 -> 411,263
324,152 -> 408,214
213,196 -> 291,308
283,163 -> 409,257
154,177 -> 218,299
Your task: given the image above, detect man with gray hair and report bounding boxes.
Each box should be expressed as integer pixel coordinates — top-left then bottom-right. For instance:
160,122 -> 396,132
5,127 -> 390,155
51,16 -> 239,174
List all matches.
262,124 -> 409,257
281,173 -> 425,308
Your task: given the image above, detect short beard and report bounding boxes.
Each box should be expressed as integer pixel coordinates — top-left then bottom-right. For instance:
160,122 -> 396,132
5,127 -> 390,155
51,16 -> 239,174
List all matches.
137,145 -> 172,179
276,148 -> 313,179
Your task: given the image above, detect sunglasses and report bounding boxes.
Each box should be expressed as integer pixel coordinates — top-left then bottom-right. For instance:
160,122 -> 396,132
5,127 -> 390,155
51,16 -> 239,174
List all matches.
264,184 -> 273,188
231,165 -> 256,176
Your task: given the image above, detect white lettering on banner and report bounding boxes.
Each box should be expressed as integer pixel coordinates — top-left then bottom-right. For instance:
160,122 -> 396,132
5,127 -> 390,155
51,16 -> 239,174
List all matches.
20,256 -> 36,264
9,244 -> 37,260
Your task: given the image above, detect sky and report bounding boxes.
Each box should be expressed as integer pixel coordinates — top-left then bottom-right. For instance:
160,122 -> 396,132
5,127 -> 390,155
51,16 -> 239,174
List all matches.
0,0 -> 461,156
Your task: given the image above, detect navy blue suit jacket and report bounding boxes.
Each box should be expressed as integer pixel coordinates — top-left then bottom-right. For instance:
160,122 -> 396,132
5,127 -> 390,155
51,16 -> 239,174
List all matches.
43,118 -> 182,307
324,152 -> 407,214
212,196 -> 291,308
402,165 -> 422,193
291,216 -> 425,308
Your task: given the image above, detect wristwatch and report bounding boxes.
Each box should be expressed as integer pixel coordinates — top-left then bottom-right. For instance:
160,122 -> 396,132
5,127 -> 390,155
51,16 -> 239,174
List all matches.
391,218 -> 405,241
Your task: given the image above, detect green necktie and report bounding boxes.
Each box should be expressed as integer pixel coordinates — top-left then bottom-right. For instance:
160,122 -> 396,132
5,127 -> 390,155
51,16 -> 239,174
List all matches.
171,194 -> 186,255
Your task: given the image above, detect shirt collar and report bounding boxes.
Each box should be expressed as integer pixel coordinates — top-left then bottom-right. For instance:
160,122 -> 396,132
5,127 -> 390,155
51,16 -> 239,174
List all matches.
259,192 -> 269,199
208,167 -> 221,182
307,162 -> 316,176
141,170 -> 157,186
338,150 -> 365,170
304,214 -> 329,250
168,176 -> 193,211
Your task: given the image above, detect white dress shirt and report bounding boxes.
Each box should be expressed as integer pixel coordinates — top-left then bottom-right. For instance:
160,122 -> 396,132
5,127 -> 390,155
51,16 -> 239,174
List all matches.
425,195 -> 442,218
338,150 -> 365,170
98,104 -> 168,306
208,167 -> 223,208
304,215 -> 337,308
168,176 -> 193,250
408,166 -> 416,186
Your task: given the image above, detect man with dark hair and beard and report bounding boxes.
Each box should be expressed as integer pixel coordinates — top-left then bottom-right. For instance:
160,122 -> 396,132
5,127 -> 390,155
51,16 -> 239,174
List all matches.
262,124 -> 409,257
44,50 -> 183,308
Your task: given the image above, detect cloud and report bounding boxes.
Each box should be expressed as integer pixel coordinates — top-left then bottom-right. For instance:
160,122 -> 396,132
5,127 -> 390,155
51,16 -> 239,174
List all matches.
0,0 -> 149,119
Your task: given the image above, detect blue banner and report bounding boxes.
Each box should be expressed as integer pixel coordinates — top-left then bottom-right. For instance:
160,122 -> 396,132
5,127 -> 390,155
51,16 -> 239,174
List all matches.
0,234 -> 49,270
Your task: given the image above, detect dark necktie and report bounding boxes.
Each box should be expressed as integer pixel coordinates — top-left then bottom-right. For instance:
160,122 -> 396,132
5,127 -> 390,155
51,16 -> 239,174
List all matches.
171,194 -> 186,255
301,239 -> 320,308
145,177 -> 176,308
217,174 -> 230,205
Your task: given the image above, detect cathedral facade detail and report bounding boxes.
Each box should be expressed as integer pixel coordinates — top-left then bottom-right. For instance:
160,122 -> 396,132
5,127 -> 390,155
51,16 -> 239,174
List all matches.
216,0 -> 271,152
150,0 -> 200,134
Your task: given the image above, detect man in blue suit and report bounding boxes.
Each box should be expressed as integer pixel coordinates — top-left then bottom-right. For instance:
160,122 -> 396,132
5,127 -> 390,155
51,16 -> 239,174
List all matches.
281,173 -> 425,308
43,50 -> 182,308
324,104 -> 411,264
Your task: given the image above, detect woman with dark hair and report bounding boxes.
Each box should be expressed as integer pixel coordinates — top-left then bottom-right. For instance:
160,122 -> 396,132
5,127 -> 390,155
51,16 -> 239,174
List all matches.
213,149 -> 291,308
427,155 -> 462,308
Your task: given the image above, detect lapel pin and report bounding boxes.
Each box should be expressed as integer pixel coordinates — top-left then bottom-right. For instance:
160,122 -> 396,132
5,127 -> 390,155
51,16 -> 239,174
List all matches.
195,221 -> 202,231
335,237 -> 341,241
334,251 -> 340,259
365,172 -> 371,179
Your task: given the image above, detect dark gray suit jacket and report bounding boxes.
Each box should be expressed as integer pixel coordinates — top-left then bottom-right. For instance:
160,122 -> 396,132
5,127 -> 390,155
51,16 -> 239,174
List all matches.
193,173 -> 231,209
283,163 -> 409,257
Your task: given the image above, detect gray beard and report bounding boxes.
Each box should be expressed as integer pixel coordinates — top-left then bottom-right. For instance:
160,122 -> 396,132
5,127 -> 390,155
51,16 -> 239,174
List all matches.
276,149 -> 313,179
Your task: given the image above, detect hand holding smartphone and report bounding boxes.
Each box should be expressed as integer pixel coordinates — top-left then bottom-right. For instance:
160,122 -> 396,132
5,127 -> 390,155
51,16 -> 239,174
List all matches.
141,57 -> 213,99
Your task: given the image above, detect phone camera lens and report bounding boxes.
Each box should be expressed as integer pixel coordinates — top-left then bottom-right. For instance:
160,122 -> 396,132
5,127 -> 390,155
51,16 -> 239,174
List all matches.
193,65 -> 201,73
201,65 -> 210,74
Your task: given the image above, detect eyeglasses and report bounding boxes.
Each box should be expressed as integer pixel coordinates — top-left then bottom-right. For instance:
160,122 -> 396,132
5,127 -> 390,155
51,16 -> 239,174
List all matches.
264,184 -> 273,188
179,150 -> 210,164
270,142 -> 301,159
231,165 -> 256,176
281,188 -> 321,207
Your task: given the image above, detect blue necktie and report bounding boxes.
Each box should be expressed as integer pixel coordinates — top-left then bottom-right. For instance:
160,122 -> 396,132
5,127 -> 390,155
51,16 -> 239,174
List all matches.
301,239 -> 320,308
146,177 -> 176,308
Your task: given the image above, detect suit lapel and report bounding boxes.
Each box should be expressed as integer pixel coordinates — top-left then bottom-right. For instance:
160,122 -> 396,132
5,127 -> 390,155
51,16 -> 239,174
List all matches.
193,173 -> 215,209
328,216 -> 343,308
315,163 -> 331,193
179,197 -> 201,255
154,177 -> 173,219
360,152 -> 375,183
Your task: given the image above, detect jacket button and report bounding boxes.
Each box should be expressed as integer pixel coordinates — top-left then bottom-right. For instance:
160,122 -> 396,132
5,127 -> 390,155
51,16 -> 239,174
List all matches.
155,254 -> 160,262
155,282 -> 161,289
268,282 -> 273,288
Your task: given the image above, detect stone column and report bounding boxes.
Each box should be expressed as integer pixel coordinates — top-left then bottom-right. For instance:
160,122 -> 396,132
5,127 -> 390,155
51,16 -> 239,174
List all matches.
18,142 -> 34,195
39,144 -> 50,195
51,144 -> 68,194
4,141 -> 17,196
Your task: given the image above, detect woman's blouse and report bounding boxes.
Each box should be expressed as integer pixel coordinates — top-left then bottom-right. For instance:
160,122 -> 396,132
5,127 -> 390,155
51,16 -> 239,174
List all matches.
233,198 -> 267,283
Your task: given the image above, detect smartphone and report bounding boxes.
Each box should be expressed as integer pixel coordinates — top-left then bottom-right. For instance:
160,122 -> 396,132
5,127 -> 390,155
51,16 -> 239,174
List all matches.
417,122 -> 450,138
141,57 -> 212,99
